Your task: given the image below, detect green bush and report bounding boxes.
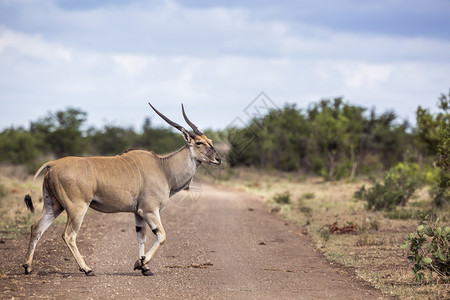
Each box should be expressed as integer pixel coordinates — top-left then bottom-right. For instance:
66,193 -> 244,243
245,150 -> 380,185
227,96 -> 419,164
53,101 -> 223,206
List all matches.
0,127 -> 41,166
226,98 -> 415,180
331,160 -> 353,181
354,162 -> 424,210
433,123 -> 449,207
30,107 -> 87,157
318,226 -> 331,242
401,215 -> 449,283
416,91 -> 449,207
273,191 -> 291,204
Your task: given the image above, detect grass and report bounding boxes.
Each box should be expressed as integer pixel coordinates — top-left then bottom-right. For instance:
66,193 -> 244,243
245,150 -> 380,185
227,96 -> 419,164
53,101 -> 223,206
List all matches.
2,164 -> 449,298
0,165 -> 67,239
273,191 -> 291,204
213,167 -> 450,300
0,165 -> 38,238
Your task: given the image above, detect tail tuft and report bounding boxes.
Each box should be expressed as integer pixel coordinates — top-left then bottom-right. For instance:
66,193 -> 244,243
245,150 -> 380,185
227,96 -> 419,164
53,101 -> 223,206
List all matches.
24,193 -> 35,213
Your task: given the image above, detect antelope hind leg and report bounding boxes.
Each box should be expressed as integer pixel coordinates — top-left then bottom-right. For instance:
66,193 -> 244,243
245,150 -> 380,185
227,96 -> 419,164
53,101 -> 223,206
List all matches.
23,188 -> 63,274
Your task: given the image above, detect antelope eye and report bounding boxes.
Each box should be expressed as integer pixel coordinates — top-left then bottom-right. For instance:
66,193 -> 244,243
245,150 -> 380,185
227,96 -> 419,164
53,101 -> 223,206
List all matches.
196,141 -> 204,146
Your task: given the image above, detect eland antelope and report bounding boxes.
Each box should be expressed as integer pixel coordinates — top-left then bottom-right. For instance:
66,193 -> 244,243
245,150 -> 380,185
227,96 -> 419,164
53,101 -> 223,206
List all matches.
22,103 -> 221,276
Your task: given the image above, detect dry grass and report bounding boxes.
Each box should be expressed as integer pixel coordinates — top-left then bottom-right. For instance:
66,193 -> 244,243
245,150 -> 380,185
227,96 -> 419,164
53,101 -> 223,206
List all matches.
0,165 -> 67,239
2,164 -> 449,298
214,167 -> 449,300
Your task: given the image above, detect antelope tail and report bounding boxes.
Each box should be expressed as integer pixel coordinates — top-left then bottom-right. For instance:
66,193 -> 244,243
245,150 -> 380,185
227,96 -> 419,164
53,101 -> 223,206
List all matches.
24,162 -> 50,213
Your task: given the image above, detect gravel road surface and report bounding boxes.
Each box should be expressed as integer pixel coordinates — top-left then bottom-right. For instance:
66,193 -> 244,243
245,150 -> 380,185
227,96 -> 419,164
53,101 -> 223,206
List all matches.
0,181 -> 386,299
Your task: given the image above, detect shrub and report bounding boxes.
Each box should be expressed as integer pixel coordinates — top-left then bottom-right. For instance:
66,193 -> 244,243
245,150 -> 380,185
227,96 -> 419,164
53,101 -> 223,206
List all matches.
433,124 -> 449,207
0,127 -> 42,167
273,191 -> 291,204
299,206 -> 312,215
318,226 -> 331,242
354,162 -> 424,211
301,192 -> 315,199
355,233 -> 384,247
401,214 -> 450,283
416,91 -> 449,207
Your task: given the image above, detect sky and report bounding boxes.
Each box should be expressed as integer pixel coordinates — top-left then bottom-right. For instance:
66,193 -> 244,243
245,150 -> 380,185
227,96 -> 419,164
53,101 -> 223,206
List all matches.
0,0 -> 449,132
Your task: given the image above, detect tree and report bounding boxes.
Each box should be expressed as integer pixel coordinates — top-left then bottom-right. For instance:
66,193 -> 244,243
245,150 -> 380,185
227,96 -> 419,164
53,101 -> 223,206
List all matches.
30,108 -> 87,157
226,104 -> 309,171
259,104 -> 309,171
136,117 -> 185,154
417,91 -> 450,207
87,125 -> 138,156
307,98 -> 366,180
0,127 -> 41,169
226,97 -> 412,180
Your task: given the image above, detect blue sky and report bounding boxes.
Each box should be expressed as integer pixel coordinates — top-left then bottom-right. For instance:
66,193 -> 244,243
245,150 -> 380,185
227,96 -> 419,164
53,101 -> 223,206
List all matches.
1,0 -> 449,131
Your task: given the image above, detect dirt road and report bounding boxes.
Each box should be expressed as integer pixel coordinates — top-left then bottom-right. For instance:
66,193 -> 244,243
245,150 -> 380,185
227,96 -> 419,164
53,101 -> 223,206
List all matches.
0,181 -> 386,299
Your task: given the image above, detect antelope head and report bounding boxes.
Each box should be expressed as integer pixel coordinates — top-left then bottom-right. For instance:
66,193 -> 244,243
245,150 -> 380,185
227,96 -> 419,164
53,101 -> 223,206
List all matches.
148,103 -> 222,165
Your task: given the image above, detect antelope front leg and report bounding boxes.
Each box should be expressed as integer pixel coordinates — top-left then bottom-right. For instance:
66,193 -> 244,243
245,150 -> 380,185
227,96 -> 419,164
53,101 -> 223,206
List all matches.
62,204 -> 94,276
134,211 -> 166,276
134,214 -> 152,276
135,214 -> 147,258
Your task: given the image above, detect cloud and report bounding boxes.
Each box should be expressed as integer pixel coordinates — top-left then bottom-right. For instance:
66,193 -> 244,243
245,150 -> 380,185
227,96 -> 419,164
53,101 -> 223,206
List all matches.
111,54 -> 153,77
0,26 -> 72,61
2,0 -> 449,61
0,0 -> 449,131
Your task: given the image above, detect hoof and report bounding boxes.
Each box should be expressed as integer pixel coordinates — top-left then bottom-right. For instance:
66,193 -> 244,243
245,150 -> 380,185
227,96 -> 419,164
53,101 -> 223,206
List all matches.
134,260 -> 143,270
84,270 -> 95,276
142,269 -> 154,276
134,256 -> 145,270
22,264 -> 32,275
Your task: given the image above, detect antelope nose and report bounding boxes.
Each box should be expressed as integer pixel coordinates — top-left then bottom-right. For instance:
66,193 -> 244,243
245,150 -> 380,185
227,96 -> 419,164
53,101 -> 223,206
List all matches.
216,156 -> 221,165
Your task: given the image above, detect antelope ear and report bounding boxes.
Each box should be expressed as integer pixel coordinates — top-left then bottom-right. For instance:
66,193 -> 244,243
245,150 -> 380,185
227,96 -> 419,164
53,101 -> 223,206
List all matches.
181,128 -> 195,143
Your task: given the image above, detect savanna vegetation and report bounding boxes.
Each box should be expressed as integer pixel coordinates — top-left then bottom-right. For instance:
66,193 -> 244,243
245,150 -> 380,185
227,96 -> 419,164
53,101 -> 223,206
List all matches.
227,91 -> 449,209
0,90 -> 448,299
212,168 -> 449,299
216,90 -> 449,298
